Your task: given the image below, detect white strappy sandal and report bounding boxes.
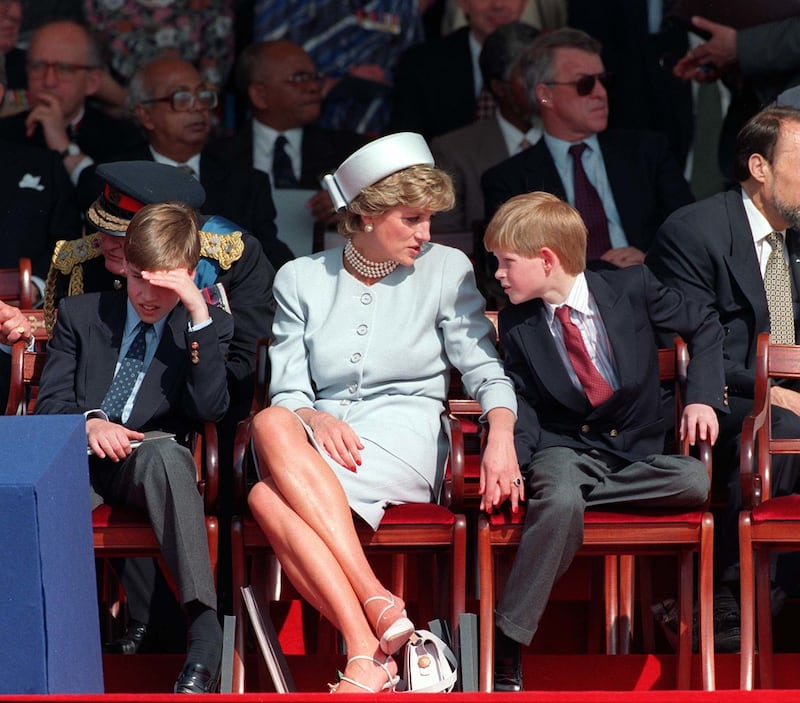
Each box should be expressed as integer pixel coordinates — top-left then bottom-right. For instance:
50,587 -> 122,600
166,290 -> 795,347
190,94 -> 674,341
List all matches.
328,655 -> 399,693
364,594 -> 415,655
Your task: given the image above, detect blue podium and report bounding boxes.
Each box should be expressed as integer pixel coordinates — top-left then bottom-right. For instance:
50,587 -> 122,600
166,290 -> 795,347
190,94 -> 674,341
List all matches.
0,415 -> 103,693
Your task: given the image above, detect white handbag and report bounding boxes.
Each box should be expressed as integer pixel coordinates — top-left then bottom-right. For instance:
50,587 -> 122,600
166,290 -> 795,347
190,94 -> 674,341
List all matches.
402,629 -> 458,693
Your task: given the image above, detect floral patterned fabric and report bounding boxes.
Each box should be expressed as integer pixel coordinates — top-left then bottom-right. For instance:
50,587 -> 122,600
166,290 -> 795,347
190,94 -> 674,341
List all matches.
82,0 -> 235,88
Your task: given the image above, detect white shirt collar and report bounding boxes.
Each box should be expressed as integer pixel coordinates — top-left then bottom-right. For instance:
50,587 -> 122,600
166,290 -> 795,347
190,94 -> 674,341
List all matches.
495,112 -> 543,155
149,147 -> 201,179
545,272 -> 590,321
742,187 -> 784,247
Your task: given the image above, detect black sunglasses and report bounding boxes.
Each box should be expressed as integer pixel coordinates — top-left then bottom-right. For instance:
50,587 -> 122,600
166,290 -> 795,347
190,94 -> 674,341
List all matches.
544,72 -> 611,97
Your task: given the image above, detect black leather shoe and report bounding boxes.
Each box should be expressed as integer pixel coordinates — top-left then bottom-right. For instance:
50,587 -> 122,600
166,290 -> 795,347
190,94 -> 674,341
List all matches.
174,662 -> 220,694
103,620 -> 148,655
494,636 -> 523,692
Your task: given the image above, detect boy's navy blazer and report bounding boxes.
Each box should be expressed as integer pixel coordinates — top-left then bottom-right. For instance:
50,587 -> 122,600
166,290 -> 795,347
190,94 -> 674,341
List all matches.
35,290 -> 234,441
499,266 -> 727,467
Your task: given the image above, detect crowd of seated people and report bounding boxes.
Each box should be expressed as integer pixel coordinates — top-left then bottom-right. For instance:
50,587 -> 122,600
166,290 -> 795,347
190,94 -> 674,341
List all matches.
4,0 -> 800,694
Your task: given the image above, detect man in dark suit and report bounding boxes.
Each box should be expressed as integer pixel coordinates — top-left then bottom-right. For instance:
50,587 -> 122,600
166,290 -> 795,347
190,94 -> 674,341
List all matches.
390,0 -> 528,140
93,56 -> 293,271
482,27 -> 693,269
0,20 -> 145,188
484,191 -> 726,690
36,201 -> 233,693
431,21 -> 542,235
208,39 -> 368,227
647,105 -> 800,649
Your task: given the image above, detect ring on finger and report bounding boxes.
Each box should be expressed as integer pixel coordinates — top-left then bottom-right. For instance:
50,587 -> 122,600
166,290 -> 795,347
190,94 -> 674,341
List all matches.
513,477 -> 522,487
16,326 -> 25,335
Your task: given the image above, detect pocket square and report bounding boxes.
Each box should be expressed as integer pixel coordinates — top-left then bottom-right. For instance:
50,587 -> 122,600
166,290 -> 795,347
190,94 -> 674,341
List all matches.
18,173 -> 45,191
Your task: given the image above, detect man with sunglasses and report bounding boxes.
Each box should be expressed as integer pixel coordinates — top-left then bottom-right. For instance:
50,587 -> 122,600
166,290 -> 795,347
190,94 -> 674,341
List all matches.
82,56 -> 293,272
0,20 -> 144,186
482,27 -> 693,270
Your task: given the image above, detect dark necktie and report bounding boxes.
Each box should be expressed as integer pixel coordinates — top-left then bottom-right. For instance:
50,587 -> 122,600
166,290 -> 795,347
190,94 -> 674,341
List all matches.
765,231 -> 795,344
474,85 -> 496,121
272,134 -> 298,188
555,305 -> 613,407
101,322 -> 152,422
568,142 -> 612,261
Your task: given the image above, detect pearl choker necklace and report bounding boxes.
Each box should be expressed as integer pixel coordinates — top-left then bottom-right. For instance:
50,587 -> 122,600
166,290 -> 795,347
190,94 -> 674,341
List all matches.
344,240 -> 398,279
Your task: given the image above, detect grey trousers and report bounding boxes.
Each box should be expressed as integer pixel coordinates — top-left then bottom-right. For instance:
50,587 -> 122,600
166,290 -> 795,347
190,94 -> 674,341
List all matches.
495,445 -> 709,646
90,438 -> 217,610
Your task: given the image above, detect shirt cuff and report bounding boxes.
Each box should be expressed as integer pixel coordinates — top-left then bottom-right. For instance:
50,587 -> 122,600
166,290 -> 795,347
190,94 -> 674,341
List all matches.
188,317 -> 213,333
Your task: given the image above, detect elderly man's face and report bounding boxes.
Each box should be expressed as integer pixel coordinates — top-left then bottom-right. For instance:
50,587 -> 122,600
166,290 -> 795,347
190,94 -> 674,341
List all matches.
136,58 -> 212,156
761,120 -> 800,231
27,23 -> 101,122
250,42 -> 322,131
537,48 -> 609,142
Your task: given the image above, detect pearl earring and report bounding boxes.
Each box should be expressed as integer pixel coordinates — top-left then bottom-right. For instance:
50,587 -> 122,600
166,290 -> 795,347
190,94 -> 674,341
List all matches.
364,223 -> 374,233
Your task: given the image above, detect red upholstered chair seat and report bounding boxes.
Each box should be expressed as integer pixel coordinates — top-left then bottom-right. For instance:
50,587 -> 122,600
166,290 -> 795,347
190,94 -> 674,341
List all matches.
749,495 -> 800,523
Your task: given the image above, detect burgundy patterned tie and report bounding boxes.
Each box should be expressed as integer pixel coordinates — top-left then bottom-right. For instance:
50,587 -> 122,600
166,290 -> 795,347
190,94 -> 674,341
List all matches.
569,142 -> 612,261
555,305 -> 613,407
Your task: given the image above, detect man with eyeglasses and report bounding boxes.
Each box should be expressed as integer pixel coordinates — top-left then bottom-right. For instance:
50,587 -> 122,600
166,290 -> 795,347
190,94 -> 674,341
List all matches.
208,40 -> 367,226
0,21 -> 145,187
482,27 -> 693,271
86,56 -> 293,272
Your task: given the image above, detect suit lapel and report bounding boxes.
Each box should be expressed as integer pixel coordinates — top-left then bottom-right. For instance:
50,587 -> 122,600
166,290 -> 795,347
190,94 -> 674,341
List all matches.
517,303 -> 587,409
525,140 -> 567,199
587,272 -> 637,389
722,191 -> 770,325
599,132 -> 640,242
90,294 -> 126,408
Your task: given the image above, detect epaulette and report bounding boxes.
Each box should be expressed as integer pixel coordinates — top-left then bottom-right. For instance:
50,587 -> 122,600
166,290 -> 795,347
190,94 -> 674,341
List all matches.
43,233 -> 104,335
199,230 -> 244,270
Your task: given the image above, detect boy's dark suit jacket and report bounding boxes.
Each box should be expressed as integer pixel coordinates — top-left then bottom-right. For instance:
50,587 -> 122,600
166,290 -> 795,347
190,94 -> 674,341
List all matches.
35,291 -> 234,442
499,266 -> 726,468
481,130 -> 694,254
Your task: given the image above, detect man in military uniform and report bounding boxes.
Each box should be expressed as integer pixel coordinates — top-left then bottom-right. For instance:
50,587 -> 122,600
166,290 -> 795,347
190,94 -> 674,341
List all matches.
45,160 -> 276,653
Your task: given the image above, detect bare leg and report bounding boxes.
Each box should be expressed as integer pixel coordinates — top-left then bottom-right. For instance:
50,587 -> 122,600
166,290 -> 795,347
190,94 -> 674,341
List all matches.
248,407 -> 406,690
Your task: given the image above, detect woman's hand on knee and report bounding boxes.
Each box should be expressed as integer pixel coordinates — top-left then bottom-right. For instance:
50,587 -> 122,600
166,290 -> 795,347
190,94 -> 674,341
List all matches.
306,410 -> 364,471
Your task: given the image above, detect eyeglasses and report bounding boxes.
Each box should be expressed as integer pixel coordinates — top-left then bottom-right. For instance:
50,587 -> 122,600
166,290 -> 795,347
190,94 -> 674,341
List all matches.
544,72 -> 611,97
139,89 -> 219,112
285,71 -> 324,85
27,60 -> 98,80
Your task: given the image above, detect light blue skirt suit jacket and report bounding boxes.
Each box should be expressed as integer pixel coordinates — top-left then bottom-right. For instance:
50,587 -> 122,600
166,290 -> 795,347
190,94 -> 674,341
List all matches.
268,242 -> 517,528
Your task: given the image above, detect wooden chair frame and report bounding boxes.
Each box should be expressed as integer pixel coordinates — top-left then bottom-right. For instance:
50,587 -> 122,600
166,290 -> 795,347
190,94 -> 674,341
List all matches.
477,338 -> 715,691
739,333 -> 800,689
0,257 -> 33,309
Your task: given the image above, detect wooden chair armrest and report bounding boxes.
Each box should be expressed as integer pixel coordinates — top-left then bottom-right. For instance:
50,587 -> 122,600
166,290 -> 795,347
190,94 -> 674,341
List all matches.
4,339 -> 26,415
740,333 -> 772,508
201,420 -> 219,514
445,413 -> 465,510
233,414 -> 255,510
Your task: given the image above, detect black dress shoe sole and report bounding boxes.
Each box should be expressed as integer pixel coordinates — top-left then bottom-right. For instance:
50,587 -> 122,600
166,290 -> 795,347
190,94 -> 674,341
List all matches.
174,663 -> 220,694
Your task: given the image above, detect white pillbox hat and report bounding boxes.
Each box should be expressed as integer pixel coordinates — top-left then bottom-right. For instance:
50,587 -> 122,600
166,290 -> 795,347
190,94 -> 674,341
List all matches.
322,132 -> 434,211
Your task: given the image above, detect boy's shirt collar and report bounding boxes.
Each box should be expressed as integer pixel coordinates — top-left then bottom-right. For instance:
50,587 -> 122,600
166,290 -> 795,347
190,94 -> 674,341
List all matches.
544,272 -> 589,322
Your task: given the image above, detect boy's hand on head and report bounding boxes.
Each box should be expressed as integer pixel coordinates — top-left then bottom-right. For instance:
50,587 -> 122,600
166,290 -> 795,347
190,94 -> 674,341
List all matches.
142,268 -> 210,327
86,417 -> 145,462
680,403 -> 719,447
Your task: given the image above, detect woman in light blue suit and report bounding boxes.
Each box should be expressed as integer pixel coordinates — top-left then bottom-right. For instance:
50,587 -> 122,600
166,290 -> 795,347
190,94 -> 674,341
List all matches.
248,133 -> 520,693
